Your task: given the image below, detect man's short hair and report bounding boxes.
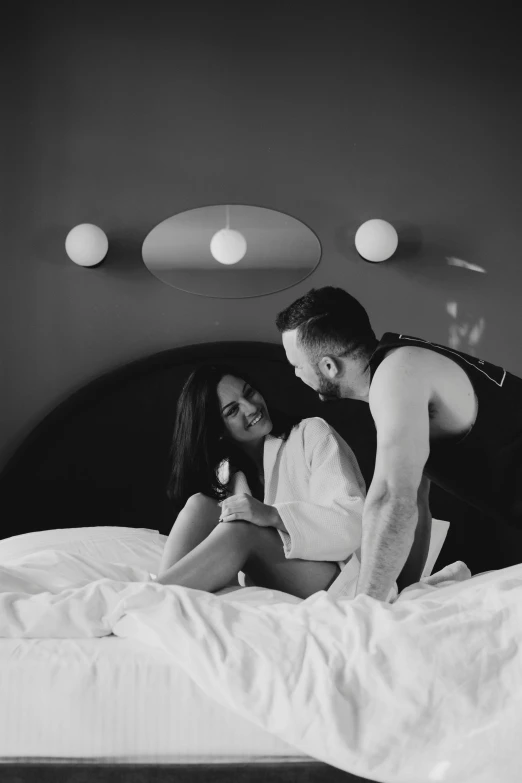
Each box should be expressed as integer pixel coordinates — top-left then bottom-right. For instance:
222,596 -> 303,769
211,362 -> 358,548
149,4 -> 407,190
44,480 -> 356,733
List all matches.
275,286 -> 376,364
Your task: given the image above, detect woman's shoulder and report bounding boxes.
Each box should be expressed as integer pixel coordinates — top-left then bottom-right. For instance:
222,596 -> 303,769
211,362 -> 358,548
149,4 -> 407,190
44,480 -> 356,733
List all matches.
292,416 -> 336,441
295,417 -> 355,455
298,416 -> 334,432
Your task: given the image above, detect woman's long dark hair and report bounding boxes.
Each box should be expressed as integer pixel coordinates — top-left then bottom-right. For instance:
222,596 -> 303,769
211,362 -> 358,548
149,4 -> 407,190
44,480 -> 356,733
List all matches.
167,364 -> 302,514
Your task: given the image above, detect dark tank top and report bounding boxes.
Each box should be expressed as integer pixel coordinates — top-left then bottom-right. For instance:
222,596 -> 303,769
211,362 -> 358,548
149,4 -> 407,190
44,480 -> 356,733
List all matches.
369,333 -> 522,528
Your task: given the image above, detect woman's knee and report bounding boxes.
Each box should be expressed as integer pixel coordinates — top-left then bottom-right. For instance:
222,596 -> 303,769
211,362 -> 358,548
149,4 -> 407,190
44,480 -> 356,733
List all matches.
183,492 -> 219,513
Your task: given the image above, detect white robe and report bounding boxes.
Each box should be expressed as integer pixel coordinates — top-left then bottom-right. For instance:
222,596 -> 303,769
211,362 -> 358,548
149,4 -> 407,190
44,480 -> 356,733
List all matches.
226,416 -> 365,563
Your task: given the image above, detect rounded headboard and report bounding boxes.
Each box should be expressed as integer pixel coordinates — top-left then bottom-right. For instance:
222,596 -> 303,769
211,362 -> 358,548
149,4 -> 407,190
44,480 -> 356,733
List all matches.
0,341 -> 377,539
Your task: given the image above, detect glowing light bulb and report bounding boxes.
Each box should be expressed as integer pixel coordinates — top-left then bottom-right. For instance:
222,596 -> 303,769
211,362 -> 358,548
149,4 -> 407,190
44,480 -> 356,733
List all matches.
65,224 -> 109,267
355,219 -> 398,263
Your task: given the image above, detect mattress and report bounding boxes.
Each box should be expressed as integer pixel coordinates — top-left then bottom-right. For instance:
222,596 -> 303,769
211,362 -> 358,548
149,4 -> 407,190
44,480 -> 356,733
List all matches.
0,634 -> 306,763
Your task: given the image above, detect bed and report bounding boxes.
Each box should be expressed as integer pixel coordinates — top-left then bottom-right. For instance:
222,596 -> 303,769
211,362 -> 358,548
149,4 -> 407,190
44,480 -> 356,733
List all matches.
1,340 -> 521,783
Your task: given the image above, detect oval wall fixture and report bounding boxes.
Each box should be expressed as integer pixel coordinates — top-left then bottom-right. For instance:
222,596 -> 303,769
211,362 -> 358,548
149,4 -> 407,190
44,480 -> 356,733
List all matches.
142,204 -> 322,299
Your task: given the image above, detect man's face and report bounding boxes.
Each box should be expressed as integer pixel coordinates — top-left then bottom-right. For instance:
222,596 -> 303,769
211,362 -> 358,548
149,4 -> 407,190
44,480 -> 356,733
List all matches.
281,330 -> 342,401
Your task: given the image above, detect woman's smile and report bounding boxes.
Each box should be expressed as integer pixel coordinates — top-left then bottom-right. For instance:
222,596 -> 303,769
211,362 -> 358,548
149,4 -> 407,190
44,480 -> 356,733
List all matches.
246,410 -> 264,429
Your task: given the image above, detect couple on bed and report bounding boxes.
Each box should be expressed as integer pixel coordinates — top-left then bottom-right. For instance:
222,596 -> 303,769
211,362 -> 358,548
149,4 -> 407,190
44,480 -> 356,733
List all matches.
157,286 -> 522,602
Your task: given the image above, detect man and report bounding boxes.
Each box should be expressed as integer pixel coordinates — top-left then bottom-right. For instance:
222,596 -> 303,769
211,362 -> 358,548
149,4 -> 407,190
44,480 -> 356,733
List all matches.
276,286 -> 522,601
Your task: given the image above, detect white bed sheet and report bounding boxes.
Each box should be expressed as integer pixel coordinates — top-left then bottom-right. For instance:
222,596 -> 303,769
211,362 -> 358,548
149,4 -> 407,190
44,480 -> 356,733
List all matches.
3,544 -> 521,781
0,634 -> 306,762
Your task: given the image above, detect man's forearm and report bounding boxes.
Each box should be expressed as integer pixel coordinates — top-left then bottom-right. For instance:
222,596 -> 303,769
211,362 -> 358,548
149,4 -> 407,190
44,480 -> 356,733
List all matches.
356,498 -> 418,601
397,493 -> 432,591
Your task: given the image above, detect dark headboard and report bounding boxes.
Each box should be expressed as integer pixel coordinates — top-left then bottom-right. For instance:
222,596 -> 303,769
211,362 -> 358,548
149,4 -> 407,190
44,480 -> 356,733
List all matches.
2,340 -> 521,574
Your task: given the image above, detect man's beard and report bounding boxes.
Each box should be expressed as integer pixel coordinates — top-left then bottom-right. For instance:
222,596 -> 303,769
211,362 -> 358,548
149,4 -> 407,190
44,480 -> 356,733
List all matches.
316,376 -> 342,401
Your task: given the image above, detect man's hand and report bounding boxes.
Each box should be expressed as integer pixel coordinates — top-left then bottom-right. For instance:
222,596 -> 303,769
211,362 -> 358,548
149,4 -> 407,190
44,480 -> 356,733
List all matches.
219,494 -> 283,530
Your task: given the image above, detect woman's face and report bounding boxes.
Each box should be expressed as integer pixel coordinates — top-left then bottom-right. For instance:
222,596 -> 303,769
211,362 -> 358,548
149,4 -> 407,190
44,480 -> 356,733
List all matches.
217,375 -> 273,445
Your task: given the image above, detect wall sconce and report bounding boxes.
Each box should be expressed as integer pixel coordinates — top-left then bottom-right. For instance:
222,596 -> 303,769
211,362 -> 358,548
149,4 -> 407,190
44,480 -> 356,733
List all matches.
355,219 -> 398,263
209,206 -> 247,265
142,204 -> 321,298
65,224 -> 109,267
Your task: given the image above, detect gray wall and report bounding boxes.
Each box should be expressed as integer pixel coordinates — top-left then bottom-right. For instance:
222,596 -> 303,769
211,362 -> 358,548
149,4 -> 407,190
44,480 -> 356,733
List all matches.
2,3 -> 522,469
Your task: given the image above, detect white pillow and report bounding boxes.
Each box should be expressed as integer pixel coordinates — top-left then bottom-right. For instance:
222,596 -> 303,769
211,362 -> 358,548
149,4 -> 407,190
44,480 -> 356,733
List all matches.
422,518 -> 450,577
0,527 -> 168,575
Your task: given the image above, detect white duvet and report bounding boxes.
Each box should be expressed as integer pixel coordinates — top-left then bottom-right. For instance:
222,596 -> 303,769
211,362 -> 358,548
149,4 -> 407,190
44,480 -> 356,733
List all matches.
0,549 -> 521,783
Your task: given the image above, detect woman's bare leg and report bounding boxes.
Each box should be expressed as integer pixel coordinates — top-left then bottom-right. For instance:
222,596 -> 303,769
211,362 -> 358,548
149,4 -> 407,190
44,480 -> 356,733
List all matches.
157,521 -> 254,590
158,493 -> 221,574
243,527 -> 341,599
157,521 -> 340,599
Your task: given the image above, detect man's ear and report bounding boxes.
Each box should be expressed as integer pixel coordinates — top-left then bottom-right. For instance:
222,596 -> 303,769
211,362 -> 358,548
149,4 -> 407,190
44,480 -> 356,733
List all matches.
318,355 -> 340,379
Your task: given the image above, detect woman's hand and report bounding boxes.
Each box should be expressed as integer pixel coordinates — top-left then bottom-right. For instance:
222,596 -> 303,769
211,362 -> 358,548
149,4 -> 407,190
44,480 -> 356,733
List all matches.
219,493 -> 283,530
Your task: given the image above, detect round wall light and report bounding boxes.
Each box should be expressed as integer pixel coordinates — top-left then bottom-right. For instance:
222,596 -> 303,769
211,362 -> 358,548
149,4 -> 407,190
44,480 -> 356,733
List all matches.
65,224 -> 109,267
355,219 -> 398,263
210,227 -> 247,265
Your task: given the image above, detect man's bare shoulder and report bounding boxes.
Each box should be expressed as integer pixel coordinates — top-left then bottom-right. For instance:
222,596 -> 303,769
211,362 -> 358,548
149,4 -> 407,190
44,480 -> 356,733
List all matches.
370,345 -> 476,435
380,344 -> 445,369
368,347 -> 433,419
371,345 -> 438,388
377,344 -> 470,384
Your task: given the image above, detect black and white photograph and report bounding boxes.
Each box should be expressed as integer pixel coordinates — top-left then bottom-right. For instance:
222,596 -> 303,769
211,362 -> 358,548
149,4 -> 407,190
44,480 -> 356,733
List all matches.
1,3 -> 522,782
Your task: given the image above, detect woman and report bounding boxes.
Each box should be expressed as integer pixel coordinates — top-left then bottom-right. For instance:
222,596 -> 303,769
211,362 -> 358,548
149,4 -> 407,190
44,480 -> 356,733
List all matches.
156,364 -> 366,599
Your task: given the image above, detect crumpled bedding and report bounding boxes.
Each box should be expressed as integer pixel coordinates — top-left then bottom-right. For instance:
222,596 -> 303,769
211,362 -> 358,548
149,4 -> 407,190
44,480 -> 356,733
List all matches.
0,549 -> 520,783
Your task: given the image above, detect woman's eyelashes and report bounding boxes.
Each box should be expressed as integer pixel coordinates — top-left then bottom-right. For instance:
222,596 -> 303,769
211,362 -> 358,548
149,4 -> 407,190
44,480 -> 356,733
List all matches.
224,386 -> 256,418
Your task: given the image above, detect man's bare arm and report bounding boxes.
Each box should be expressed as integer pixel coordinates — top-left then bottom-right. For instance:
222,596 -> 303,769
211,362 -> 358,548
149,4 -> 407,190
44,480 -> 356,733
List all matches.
355,350 -> 431,601
355,470 -> 419,601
